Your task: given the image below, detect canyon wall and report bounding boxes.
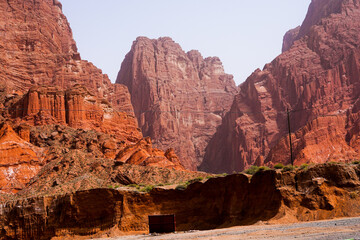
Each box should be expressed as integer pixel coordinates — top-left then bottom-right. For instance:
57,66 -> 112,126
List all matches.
201,0 -> 360,173
117,37 -> 238,170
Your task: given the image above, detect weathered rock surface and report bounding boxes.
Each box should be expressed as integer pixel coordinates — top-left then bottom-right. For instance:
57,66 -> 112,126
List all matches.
0,0 -> 190,193
0,0 -> 98,95
265,114 -> 360,166
0,163 -> 359,239
0,0 -> 140,130
201,0 -> 360,173
5,85 -> 142,142
0,122 -> 186,193
0,123 -> 45,193
116,37 -> 238,170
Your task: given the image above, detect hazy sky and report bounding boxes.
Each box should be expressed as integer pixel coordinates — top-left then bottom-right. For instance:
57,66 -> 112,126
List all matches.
61,0 -> 311,85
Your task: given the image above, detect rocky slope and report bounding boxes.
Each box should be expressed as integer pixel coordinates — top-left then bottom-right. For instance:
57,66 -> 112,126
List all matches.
0,122 -> 188,194
0,163 -> 359,239
116,37 -> 238,170
200,0 -> 360,173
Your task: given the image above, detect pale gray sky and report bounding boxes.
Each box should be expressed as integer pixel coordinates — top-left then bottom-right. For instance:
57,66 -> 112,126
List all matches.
61,0 -> 311,84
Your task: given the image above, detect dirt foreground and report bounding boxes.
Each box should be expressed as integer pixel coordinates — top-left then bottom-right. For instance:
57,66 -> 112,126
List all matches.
95,217 -> 360,240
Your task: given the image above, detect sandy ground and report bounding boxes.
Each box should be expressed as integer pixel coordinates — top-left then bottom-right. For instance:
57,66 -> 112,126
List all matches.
94,217 -> 360,240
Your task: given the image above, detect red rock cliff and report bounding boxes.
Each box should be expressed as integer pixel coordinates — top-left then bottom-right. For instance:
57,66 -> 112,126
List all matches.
0,0 -> 135,116
0,0 -> 187,177
6,85 -> 142,142
200,0 -> 360,173
116,37 -> 238,170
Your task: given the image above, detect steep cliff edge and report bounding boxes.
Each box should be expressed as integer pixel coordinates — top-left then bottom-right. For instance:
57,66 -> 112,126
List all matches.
0,163 -> 359,239
116,37 -> 237,170
201,0 -> 360,173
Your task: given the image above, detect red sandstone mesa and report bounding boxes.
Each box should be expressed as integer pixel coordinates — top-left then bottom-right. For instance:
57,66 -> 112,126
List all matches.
200,0 -> 360,173
117,37 -> 238,170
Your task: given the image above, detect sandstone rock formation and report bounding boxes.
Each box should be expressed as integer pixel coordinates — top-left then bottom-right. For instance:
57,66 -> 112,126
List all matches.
117,37 -> 238,170
5,85 -> 142,142
0,121 -> 187,194
0,123 -> 45,193
0,0 -> 138,119
201,0 -> 360,173
1,163 -> 359,239
0,0 -> 187,179
265,114 -> 360,166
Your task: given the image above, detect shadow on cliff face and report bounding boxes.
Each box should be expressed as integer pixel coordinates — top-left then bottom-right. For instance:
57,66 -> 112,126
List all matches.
0,171 -> 282,239
151,170 -> 282,231
1,164 -> 360,240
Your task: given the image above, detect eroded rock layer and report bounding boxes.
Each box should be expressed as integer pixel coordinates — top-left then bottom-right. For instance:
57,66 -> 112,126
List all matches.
0,122 -> 186,194
0,164 -> 359,239
4,85 -> 142,142
0,124 -> 45,192
201,0 -> 360,173
0,0 -> 139,126
116,37 -> 238,170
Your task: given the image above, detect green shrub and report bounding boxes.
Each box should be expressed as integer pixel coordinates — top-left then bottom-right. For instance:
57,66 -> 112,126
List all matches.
282,165 -> 295,172
258,166 -> 271,171
140,185 -> 154,193
274,163 -> 284,169
157,183 -> 165,187
192,177 -> 204,182
300,164 -> 309,170
175,185 -> 187,191
244,165 -> 259,175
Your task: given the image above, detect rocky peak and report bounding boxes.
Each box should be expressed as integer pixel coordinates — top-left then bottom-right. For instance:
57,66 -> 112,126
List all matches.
282,26 -> 300,52
117,37 -> 237,170
297,0 -> 343,38
187,50 -> 204,71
